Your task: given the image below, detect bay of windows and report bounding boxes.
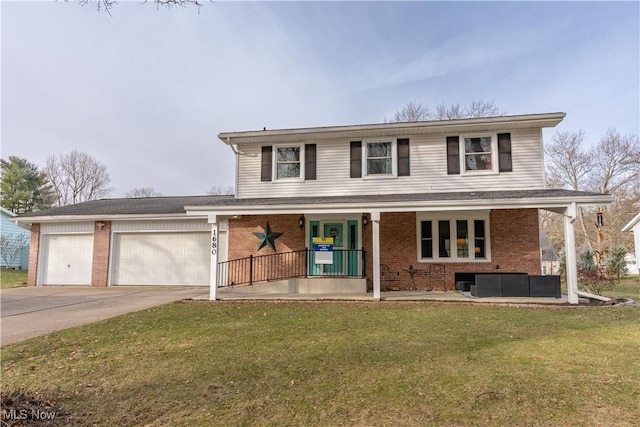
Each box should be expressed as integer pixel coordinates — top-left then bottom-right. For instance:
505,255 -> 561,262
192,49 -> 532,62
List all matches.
418,214 -> 489,261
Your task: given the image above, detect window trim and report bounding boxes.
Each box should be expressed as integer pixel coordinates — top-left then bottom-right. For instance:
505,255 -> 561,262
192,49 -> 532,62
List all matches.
416,211 -> 491,263
362,139 -> 397,179
459,133 -> 499,175
272,143 -> 305,182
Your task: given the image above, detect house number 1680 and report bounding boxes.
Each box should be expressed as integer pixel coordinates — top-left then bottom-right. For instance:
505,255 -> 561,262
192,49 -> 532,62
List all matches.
211,231 -> 217,255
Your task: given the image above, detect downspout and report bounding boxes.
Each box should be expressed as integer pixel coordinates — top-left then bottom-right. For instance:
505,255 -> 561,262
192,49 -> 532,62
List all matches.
226,137 -> 239,198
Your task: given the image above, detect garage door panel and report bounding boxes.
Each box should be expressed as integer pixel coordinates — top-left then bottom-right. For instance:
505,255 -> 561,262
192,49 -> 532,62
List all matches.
42,234 -> 93,285
113,232 -> 209,286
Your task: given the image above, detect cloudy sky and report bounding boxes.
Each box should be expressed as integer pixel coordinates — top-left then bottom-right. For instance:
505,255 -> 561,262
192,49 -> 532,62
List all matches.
2,1 -> 638,197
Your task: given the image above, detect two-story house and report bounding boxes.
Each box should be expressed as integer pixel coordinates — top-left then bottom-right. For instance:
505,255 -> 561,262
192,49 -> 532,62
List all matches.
16,112 -> 613,303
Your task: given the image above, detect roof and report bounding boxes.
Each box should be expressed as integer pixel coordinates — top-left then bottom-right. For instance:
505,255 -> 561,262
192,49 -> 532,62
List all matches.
15,190 -> 613,223
16,195 -> 234,220
622,213 -> 640,232
1,207 -> 16,217
218,112 -> 566,145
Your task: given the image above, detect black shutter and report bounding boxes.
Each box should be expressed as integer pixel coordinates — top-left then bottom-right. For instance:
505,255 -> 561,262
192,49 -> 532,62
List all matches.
261,146 -> 272,182
305,144 -> 316,180
397,138 -> 410,176
350,141 -> 362,178
498,133 -> 512,172
446,136 -> 460,175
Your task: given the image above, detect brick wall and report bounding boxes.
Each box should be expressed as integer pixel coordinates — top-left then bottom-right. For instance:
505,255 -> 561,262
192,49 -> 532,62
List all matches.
226,215 -> 306,285
368,209 -> 541,291
91,221 -> 111,287
27,223 -> 40,286
223,209 -> 541,291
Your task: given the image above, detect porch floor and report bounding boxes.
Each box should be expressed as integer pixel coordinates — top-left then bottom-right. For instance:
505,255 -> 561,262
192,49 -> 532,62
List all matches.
213,288 -> 576,305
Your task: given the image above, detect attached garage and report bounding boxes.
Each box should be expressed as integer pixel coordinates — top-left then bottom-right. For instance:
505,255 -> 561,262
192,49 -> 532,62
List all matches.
40,234 -> 94,285
111,232 -> 210,286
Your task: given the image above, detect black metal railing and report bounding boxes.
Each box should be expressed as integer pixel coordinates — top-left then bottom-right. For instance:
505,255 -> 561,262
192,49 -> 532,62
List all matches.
217,248 -> 366,287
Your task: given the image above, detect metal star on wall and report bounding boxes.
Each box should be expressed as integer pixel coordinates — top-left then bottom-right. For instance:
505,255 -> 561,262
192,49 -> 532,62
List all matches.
252,222 -> 283,251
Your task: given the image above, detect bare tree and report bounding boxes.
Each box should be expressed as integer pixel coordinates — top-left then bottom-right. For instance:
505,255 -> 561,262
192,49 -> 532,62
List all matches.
206,185 -> 234,195
390,100 -> 505,122
126,187 -> 162,198
75,0 -> 204,15
44,150 -> 113,207
543,128 -> 640,261
0,234 -> 30,269
391,101 -> 431,122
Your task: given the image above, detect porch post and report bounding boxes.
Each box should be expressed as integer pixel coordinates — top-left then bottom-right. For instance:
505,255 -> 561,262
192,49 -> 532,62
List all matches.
564,203 -> 579,304
208,214 -> 219,301
372,211 -> 381,300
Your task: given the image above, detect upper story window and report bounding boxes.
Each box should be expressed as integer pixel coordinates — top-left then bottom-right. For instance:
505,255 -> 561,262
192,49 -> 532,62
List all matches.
464,136 -> 493,171
350,139 -> 410,179
366,142 -> 393,175
261,144 -> 316,182
276,146 -> 301,179
447,133 -> 512,175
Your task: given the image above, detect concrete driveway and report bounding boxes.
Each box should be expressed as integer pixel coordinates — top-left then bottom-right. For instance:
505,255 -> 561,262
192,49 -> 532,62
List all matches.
1,286 -> 208,345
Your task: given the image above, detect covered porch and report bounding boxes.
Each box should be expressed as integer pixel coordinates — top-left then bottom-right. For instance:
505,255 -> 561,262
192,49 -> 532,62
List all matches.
185,189 -> 613,304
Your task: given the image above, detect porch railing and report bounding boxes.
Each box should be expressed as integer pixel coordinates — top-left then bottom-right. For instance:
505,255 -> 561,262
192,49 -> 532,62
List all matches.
216,248 -> 366,287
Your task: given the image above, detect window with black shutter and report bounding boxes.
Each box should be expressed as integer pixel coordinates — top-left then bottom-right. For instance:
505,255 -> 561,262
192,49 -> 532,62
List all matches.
350,141 -> 362,178
261,146 -> 272,182
446,136 -> 460,175
397,138 -> 410,176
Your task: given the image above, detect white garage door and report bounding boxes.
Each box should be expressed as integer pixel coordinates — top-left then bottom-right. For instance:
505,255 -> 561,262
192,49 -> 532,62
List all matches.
112,232 -> 210,286
41,234 -> 94,285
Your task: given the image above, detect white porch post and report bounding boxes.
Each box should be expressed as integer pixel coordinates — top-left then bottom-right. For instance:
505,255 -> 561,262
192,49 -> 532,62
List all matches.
208,214 -> 219,301
564,203 -> 579,304
372,211 -> 381,300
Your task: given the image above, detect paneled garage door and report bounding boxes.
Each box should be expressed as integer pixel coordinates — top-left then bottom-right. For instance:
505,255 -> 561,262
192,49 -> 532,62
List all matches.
112,232 -> 210,286
41,234 -> 94,285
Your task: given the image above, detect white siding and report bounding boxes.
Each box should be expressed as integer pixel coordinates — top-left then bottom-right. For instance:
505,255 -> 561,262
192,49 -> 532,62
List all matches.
41,222 -> 93,234
112,219 -> 209,232
236,128 -> 545,198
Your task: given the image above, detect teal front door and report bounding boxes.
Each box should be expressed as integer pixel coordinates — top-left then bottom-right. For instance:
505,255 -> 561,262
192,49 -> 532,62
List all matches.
323,223 -> 344,275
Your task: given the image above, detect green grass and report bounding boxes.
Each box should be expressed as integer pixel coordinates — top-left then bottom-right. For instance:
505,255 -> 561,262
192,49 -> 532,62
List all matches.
0,269 -> 28,288
606,274 -> 640,300
2,302 -> 639,426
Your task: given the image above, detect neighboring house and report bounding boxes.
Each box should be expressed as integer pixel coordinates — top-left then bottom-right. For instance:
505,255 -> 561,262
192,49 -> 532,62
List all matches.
15,112 -> 613,303
1,207 -> 30,270
622,213 -> 640,275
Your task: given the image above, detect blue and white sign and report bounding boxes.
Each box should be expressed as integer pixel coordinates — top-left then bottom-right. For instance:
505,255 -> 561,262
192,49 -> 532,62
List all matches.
313,237 -> 334,264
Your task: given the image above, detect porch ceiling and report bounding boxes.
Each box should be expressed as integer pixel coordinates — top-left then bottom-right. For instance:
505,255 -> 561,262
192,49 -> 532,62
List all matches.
185,189 -> 613,216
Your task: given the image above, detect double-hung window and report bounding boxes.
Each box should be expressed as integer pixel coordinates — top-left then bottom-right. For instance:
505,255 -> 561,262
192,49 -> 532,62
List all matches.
447,133 -> 512,175
261,144 -> 317,182
417,212 -> 490,262
275,146 -> 301,179
366,142 -> 393,175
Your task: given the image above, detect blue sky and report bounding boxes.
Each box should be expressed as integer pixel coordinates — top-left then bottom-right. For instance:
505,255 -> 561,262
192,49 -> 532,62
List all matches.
2,1 -> 638,197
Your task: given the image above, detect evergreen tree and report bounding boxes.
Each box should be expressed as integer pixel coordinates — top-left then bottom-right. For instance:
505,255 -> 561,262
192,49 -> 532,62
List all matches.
0,156 -> 53,214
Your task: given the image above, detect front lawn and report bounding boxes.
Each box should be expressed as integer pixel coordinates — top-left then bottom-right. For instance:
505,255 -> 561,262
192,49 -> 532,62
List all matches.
2,302 -> 639,426
0,269 -> 27,288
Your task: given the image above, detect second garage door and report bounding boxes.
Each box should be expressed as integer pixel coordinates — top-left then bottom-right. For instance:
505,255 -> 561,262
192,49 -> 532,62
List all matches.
112,232 -> 210,286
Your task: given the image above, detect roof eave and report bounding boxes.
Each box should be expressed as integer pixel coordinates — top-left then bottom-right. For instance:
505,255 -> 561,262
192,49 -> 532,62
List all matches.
218,112 -> 566,145
14,213 -> 209,225
185,193 -> 613,215
622,212 -> 640,232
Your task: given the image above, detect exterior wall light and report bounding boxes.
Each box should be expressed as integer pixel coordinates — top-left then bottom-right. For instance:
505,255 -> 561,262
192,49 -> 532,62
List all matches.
362,213 -> 369,230
298,215 -> 305,230
96,222 -> 106,230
